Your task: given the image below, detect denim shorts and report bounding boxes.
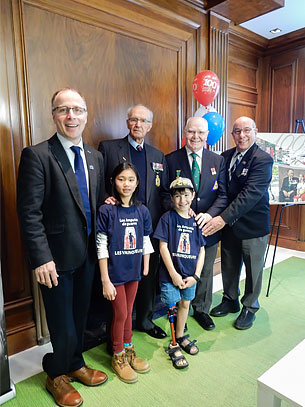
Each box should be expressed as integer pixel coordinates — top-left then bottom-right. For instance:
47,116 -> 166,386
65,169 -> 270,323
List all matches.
160,281 -> 197,306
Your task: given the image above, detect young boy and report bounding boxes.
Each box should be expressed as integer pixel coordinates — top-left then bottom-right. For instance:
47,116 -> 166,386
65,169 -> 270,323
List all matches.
154,177 -> 205,369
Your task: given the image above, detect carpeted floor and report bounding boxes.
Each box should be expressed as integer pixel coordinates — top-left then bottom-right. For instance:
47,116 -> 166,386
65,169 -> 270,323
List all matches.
6,257 -> 305,407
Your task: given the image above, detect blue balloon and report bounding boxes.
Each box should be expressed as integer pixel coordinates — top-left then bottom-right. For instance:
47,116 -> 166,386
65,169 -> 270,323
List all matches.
204,112 -> 225,146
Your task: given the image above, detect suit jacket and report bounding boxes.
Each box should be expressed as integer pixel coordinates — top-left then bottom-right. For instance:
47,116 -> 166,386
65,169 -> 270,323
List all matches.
98,135 -> 168,229
165,147 -> 228,246
221,143 -> 273,239
17,134 -> 105,271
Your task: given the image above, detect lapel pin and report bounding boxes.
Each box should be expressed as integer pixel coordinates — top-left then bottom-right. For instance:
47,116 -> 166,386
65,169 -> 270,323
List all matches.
89,165 -> 94,170
211,168 -> 216,175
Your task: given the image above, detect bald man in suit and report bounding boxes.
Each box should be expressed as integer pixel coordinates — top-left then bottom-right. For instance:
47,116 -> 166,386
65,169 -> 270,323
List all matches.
166,116 -> 228,331
203,116 -> 273,330
17,88 -> 107,406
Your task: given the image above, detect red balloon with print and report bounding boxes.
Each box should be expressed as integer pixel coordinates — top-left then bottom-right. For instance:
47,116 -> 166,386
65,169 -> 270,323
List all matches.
192,70 -> 220,107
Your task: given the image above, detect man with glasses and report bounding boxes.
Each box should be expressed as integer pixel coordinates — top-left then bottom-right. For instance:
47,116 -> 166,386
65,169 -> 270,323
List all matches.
98,104 -> 168,339
202,116 -> 273,330
17,88 -> 107,406
165,116 -> 227,331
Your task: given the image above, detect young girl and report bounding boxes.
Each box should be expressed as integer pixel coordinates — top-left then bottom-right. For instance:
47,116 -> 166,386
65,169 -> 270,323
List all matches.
96,162 -> 153,383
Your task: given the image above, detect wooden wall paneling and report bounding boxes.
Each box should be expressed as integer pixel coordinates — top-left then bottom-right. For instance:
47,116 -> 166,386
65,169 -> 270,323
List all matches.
228,25 -> 265,148
0,0 -> 37,354
209,12 -> 229,151
21,0 -> 204,155
270,61 -> 297,133
2,0 -> 209,354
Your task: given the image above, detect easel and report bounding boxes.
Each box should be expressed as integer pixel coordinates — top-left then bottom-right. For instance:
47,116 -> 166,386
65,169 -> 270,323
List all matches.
295,119 -> 305,133
266,119 -> 305,296
265,203 -> 296,297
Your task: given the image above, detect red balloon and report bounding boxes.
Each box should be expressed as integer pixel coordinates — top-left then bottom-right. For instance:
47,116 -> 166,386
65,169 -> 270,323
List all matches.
192,70 -> 220,107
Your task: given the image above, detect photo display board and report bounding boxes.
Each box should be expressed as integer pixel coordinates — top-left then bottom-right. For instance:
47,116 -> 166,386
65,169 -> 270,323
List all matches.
257,133 -> 305,205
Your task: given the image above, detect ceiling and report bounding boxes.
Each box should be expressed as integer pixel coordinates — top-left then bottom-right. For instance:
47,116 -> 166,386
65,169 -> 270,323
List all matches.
240,0 -> 305,39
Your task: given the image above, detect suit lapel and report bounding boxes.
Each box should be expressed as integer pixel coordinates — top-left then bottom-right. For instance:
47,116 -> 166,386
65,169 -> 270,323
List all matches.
117,136 -> 131,163
48,135 -> 84,215
235,143 -> 257,178
84,144 -> 97,209
145,144 -> 154,202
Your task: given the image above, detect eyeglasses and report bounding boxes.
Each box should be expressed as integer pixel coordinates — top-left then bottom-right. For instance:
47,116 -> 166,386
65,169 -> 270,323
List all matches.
128,117 -> 151,124
233,127 -> 254,135
186,130 -> 208,137
52,106 -> 87,116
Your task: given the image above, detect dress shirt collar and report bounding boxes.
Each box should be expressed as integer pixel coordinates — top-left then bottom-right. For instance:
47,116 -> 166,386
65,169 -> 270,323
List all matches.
128,134 -> 144,151
56,133 -> 84,151
185,145 -> 203,160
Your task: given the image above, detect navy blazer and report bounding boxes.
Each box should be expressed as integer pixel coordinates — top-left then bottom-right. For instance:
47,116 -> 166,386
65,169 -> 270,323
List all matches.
98,135 -> 168,229
17,134 -> 105,270
165,147 -> 227,246
221,143 -> 273,239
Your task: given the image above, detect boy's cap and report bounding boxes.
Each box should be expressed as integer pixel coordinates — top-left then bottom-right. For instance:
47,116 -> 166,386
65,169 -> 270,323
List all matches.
169,177 -> 194,190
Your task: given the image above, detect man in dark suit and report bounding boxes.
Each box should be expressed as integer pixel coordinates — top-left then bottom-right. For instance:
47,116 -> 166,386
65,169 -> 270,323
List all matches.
203,116 -> 273,330
98,104 -> 168,339
17,88 -> 107,407
166,116 -> 227,331
279,169 -> 298,202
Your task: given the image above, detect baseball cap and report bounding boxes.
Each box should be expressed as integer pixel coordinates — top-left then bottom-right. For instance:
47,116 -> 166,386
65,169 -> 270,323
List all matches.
169,177 -> 194,191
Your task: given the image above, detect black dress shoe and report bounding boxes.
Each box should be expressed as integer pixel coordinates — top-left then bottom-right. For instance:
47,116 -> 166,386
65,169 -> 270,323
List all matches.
210,298 -> 240,317
234,307 -> 255,330
144,325 -> 167,339
193,311 -> 215,330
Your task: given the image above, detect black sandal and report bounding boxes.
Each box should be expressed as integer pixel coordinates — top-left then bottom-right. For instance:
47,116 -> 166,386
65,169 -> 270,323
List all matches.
176,334 -> 199,355
165,344 -> 189,369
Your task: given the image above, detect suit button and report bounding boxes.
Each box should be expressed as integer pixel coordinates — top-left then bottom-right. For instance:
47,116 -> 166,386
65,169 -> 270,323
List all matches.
197,197 -> 200,201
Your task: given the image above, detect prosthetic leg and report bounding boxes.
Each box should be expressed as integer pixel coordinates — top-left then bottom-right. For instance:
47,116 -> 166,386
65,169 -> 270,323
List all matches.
167,304 -> 177,346
165,304 -> 188,369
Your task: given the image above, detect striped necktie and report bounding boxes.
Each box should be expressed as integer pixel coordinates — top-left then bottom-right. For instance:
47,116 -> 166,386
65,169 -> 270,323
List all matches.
191,152 -> 200,191
229,152 -> 242,181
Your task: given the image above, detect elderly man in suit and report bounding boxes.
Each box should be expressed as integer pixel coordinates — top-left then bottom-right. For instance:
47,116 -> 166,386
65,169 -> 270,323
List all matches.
17,88 -> 107,407
203,116 -> 273,330
279,168 -> 298,202
166,116 -> 227,331
98,104 -> 168,339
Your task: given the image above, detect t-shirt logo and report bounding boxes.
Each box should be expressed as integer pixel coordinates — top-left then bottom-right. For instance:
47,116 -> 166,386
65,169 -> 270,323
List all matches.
178,233 -> 190,254
124,227 -> 136,249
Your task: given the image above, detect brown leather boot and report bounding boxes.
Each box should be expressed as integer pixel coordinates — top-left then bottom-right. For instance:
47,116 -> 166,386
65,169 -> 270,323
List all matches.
46,375 -> 83,407
125,345 -> 150,373
112,350 -> 138,383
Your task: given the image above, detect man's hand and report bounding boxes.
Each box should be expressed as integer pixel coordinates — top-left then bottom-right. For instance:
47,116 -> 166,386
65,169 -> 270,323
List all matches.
202,216 -> 226,236
104,196 -> 118,205
34,261 -> 58,288
195,212 -> 212,229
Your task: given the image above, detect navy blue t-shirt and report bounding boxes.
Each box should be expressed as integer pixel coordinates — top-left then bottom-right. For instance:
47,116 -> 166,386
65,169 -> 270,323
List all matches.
153,210 -> 206,283
97,204 -> 153,285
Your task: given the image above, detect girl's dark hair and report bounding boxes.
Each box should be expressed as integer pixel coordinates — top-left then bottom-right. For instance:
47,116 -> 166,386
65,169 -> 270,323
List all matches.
111,162 -> 140,206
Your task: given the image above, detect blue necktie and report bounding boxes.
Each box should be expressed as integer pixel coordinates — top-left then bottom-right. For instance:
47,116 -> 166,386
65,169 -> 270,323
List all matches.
70,146 -> 91,235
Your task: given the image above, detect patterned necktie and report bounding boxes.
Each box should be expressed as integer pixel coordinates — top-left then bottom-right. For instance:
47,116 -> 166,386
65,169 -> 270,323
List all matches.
137,145 -> 142,152
70,146 -> 91,235
191,152 -> 200,191
229,152 -> 242,181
